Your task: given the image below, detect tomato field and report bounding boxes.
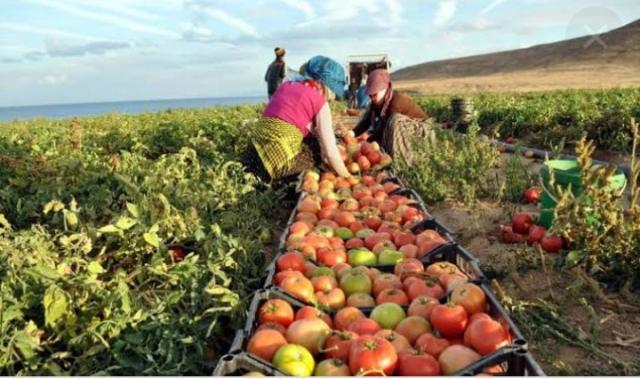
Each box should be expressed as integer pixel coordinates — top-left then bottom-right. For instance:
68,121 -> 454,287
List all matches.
2,90 -> 640,376
0,107 -> 291,375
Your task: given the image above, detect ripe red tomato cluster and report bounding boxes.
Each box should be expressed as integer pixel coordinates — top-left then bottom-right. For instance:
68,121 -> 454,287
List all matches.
501,213 -> 564,253
249,276 -> 512,376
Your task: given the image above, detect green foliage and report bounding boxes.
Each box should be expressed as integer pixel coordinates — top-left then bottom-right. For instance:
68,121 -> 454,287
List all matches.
396,125 -> 499,205
0,106 -> 285,375
550,120 -> 640,289
501,148 -> 535,202
414,88 -> 640,153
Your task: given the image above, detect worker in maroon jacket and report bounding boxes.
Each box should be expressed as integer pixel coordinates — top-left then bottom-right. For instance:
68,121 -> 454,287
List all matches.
352,69 -> 436,163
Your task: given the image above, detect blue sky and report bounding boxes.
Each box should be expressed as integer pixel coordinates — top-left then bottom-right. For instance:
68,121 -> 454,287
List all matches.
1,0 -> 639,107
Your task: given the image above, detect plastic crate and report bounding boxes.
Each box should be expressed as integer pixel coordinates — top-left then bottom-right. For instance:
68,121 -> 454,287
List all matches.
213,352 -> 285,376
226,288 -> 543,376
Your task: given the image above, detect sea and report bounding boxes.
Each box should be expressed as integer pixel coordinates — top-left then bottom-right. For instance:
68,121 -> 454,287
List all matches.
0,96 -> 267,122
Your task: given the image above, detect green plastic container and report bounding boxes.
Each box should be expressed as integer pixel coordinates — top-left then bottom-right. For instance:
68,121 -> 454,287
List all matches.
539,160 -> 627,228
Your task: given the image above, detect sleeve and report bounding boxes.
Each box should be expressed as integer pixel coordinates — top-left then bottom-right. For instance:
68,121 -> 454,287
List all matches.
314,103 -> 351,178
352,106 -> 372,136
264,64 -> 270,82
279,62 -> 286,79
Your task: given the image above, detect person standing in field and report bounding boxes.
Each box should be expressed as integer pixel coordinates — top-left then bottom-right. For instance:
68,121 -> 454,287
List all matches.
244,55 -> 350,182
352,69 -> 435,164
265,47 -> 287,100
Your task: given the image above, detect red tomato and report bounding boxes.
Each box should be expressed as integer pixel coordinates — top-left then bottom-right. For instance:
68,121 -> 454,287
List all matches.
450,283 -> 487,315
511,213 -> 533,234
374,330 -> 412,354
255,321 -> 287,335
415,333 -> 450,358
279,275 -> 315,303
376,288 -> 409,306
540,235 -> 563,253
348,318 -> 382,336
312,275 -> 338,292
464,319 -> 510,355
324,330 -> 358,361
527,225 -> 546,245
438,345 -> 482,375
425,261 -> 460,278
258,299 -> 294,327
276,252 -> 306,274
247,329 -> 287,362
397,350 -> 441,376
430,303 -> 469,338
295,306 -> 333,328
523,187 -> 542,204
408,296 -> 439,319
394,258 -> 424,280
349,335 -> 398,376
407,278 -> 445,301
334,307 -> 366,331
317,248 -> 347,267
316,288 -> 346,310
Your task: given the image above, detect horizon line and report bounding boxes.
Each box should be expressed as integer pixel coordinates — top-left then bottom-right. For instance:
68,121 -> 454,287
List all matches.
0,94 -> 267,110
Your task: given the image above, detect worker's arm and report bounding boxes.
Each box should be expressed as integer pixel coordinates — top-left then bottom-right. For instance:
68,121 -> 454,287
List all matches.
352,106 -> 372,136
315,103 -> 351,178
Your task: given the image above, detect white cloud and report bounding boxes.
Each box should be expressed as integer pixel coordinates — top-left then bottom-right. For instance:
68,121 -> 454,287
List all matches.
0,21 -> 104,41
73,0 -> 161,22
28,0 -> 180,38
42,73 -> 69,85
184,2 -> 260,38
279,0 -> 315,20
383,0 -> 403,26
434,0 -> 457,27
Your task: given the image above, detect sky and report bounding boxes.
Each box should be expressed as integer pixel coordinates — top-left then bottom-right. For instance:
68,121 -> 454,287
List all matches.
1,0 -> 639,107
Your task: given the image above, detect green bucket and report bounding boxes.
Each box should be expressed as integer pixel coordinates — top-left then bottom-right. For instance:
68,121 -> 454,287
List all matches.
539,160 -> 627,228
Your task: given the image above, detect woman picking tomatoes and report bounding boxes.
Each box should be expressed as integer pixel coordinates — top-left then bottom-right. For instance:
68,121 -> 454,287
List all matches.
243,55 -> 351,182
352,69 -> 437,164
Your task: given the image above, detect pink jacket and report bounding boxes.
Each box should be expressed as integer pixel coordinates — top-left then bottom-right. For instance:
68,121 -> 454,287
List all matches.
263,81 -> 326,137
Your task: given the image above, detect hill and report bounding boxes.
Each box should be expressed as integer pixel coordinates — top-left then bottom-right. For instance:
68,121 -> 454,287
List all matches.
393,19 -> 640,93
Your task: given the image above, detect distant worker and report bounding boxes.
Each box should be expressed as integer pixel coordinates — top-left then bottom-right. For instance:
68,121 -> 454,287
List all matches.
264,47 -> 287,99
244,55 -> 350,182
352,69 -> 434,164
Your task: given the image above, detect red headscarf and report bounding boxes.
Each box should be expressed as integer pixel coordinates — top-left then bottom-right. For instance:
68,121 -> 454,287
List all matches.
366,69 -> 394,123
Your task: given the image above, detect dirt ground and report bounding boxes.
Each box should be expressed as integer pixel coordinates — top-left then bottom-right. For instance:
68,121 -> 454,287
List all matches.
428,154 -> 640,376
394,65 -> 640,95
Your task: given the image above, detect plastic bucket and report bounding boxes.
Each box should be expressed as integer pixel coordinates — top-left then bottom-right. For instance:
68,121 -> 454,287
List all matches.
539,160 -> 627,228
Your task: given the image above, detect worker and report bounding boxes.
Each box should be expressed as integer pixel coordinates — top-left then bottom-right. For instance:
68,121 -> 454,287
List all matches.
264,47 -> 287,99
244,55 -> 350,182
352,69 -> 435,164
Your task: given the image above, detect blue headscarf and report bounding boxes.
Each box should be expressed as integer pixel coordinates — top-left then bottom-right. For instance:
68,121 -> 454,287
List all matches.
300,55 -> 346,100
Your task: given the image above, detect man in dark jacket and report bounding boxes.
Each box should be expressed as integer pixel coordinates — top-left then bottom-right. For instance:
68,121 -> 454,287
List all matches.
265,47 -> 286,99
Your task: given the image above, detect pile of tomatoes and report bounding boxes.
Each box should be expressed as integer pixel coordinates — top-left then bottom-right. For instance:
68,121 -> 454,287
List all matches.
236,136 -> 526,376
248,260 -> 513,376
500,213 -> 564,253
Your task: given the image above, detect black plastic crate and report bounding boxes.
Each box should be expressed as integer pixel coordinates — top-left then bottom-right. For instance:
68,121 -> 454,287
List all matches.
213,352 -> 285,376
227,287 -> 541,377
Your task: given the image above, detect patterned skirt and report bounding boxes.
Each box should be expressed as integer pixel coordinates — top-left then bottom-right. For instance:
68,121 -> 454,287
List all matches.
381,113 -> 436,165
242,117 -> 321,182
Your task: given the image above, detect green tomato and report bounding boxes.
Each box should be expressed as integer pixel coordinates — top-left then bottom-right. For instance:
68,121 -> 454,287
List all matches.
370,303 -> 407,329
348,249 -> 377,266
340,271 -> 373,296
272,344 -> 315,377
377,249 -> 404,265
335,227 -> 354,240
